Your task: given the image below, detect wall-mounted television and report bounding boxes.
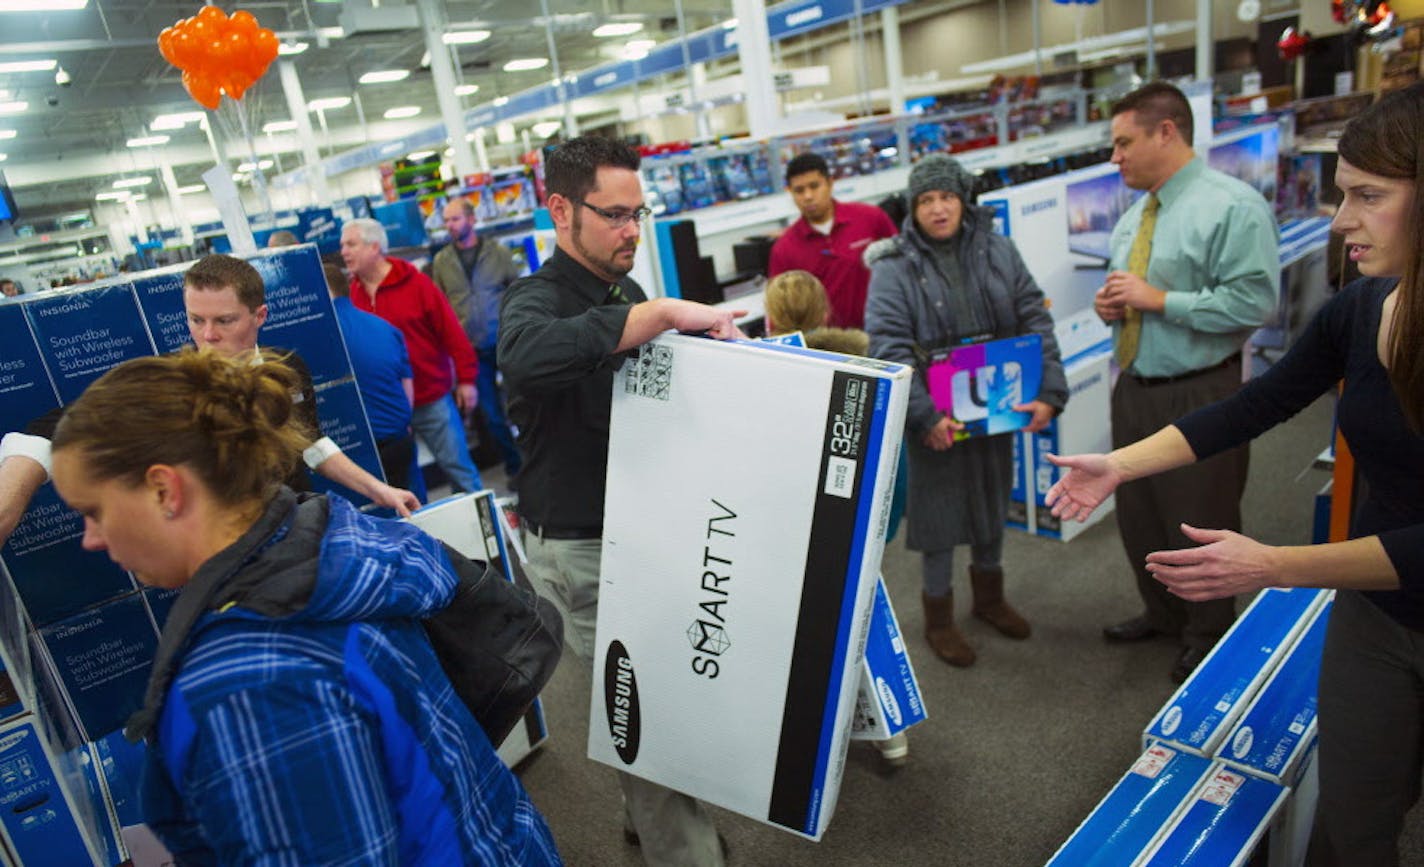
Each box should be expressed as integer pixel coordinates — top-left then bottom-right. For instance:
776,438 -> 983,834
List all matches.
0,173 -> 16,224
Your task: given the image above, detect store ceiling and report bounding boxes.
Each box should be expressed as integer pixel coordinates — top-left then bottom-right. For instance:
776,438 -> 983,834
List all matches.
0,0 -> 734,219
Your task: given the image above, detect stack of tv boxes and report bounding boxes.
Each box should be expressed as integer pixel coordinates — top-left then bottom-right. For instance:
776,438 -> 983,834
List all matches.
0,246 -> 384,865
1048,587 -> 1331,866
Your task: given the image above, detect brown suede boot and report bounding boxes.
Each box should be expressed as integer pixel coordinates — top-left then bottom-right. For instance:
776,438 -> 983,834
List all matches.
922,591 -> 976,667
969,565 -> 1031,639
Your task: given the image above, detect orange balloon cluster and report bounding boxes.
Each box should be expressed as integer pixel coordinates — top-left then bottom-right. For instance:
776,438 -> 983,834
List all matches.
158,6 -> 279,110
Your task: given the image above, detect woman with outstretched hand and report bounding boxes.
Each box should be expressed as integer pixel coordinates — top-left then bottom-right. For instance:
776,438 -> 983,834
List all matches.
1046,83 -> 1424,866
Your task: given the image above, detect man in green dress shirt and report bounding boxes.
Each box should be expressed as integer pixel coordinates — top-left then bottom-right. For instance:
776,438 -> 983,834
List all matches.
1093,82 -> 1279,682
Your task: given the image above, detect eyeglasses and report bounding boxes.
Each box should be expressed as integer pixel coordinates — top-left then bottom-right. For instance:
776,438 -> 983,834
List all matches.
576,199 -> 652,229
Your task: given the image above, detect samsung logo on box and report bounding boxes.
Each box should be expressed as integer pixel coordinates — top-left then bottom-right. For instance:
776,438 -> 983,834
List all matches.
785,5 -> 823,27
1021,198 -> 1057,216
604,640 -> 641,764
594,72 -> 619,87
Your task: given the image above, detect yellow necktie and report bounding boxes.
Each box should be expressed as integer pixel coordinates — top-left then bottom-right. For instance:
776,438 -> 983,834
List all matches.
1116,193 -> 1158,370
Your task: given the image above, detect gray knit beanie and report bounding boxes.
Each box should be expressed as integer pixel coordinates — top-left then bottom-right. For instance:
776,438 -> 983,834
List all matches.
907,154 -> 975,205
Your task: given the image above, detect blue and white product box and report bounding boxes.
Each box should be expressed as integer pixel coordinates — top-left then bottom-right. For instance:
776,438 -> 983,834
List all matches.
850,577 -> 926,741
2,484 -> 136,627
1145,588 -> 1328,756
0,300 -> 60,432
246,247 -> 352,387
128,267 -> 195,354
591,335 -> 910,840
1140,765 -> 1290,867
89,729 -> 147,830
34,591 -> 159,742
1217,597 -> 1332,785
24,285 -> 156,404
0,716 -> 106,866
1046,742 -> 1215,867
925,334 -> 1042,439
406,491 -> 549,768
0,575 -> 31,725
71,741 -> 129,867
141,586 -> 181,632
1021,351 -> 1113,542
309,379 -> 387,502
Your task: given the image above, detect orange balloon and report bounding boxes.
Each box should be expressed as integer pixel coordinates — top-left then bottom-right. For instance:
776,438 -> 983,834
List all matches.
222,75 -> 249,101
158,26 -> 178,65
230,9 -> 259,36
171,27 -> 201,70
254,28 -> 278,64
187,16 -> 215,45
196,5 -> 227,25
182,69 -> 221,110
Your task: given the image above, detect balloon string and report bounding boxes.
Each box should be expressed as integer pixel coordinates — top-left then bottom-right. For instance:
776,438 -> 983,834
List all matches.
233,97 -> 274,225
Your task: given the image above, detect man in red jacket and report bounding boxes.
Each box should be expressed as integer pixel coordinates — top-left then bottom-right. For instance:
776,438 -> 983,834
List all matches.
341,218 -> 484,493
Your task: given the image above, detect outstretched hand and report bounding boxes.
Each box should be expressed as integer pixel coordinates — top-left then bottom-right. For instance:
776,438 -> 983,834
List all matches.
370,483 -> 421,518
1043,453 -> 1121,522
1146,524 -> 1280,601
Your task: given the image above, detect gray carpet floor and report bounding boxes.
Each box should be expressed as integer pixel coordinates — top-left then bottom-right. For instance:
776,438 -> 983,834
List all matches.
501,392 -> 1424,865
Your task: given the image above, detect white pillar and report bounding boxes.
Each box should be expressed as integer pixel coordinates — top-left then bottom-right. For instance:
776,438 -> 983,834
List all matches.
157,158 -> 193,245
881,6 -> 905,114
732,0 -> 778,138
1195,0 -> 1213,82
417,0 -> 478,183
277,60 -> 332,206
473,127 -> 491,173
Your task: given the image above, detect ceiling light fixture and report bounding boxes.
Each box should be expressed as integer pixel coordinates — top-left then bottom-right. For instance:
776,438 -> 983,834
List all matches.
384,106 -> 421,119
176,184 -> 205,195
0,130 -> 14,140
278,41 -> 308,56
359,70 -> 410,85
263,119 -> 298,133
54,66 -> 70,86
443,30 -> 490,45
317,26 -> 343,39
95,191 -> 130,201
0,60 -> 57,74
0,102 -> 27,115
502,58 -> 548,72
151,111 -> 205,130
126,135 -> 170,148
113,176 -> 153,188
407,150 -> 437,161
593,22 -> 643,37
307,96 -> 352,112
454,83 -> 479,96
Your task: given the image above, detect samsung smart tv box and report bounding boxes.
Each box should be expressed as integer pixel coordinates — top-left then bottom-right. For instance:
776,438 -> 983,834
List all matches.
1144,588 -> 1327,756
590,334 -> 909,840
1139,765 -> 1289,866
1046,742 -> 1215,866
850,577 -> 926,740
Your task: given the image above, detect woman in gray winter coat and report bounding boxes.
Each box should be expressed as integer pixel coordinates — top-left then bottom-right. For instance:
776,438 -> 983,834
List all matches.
865,154 -> 1067,667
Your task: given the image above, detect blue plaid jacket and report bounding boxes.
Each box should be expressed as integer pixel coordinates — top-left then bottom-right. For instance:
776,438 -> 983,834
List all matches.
134,490 -> 561,865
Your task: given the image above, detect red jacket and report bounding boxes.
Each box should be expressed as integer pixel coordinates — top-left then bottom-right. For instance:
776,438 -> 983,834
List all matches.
768,199 -> 898,329
350,257 -> 477,407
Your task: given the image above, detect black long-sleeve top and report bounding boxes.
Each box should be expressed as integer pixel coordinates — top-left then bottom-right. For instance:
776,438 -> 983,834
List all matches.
497,247 -> 641,532
1176,278 -> 1424,630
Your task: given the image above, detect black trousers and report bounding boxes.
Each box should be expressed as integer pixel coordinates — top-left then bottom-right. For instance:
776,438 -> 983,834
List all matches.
376,432 -> 415,491
1307,589 -> 1424,866
1110,358 -> 1248,650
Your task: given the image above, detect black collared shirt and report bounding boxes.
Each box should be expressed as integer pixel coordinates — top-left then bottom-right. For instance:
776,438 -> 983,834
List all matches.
497,246 -> 644,531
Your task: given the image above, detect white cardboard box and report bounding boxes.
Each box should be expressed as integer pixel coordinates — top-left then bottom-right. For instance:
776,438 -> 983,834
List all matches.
590,335 -> 910,840
850,577 -> 926,740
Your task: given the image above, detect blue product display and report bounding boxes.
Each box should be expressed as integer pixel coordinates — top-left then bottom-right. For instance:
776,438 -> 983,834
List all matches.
25,285 -> 154,404
246,246 -> 351,387
1218,599 -> 1332,785
142,586 -> 180,631
36,591 -> 158,742
370,198 -> 428,250
1046,743 -> 1215,866
0,301 -> 60,428
308,379 -> 385,505
1142,766 -> 1289,867
2,484 -> 135,627
925,334 -> 1043,439
1145,588 -> 1327,755
90,729 -> 146,828
645,162 -> 685,215
678,160 -> 716,210
0,718 -> 101,866
129,268 -> 195,354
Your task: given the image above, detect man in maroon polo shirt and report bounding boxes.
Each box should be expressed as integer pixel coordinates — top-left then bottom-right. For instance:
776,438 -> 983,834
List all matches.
767,151 -> 897,329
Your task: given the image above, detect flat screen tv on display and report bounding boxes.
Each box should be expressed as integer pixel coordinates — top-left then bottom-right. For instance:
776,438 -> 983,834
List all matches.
0,175 -> 16,224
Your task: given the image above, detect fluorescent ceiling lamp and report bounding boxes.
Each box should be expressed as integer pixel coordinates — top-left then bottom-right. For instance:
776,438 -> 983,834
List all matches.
0,60 -> 56,73
384,106 -> 421,119
443,30 -> 491,45
176,184 -> 205,195
454,83 -> 479,96
0,0 -> 89,9
113,176 -> 153,188
232,172 -> 247,181
236,160 -> 273,172
593,22 -> 643,37
128,194 -> 147,201
407,150 -> 437,161
531,121 -> 561,138
278,41 -> 308,56
359,69 -> 410,84
95,191 -> 129,201
151,111 -> 205,130
0,130 -> 14,139
317,26 -> 343,39
126,135 -> 170,147
0,102 -> 24,114
503,58 -> 548,72
263,119 -> 298,133
308,96 -> 352,112
0,153 -> 6,161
